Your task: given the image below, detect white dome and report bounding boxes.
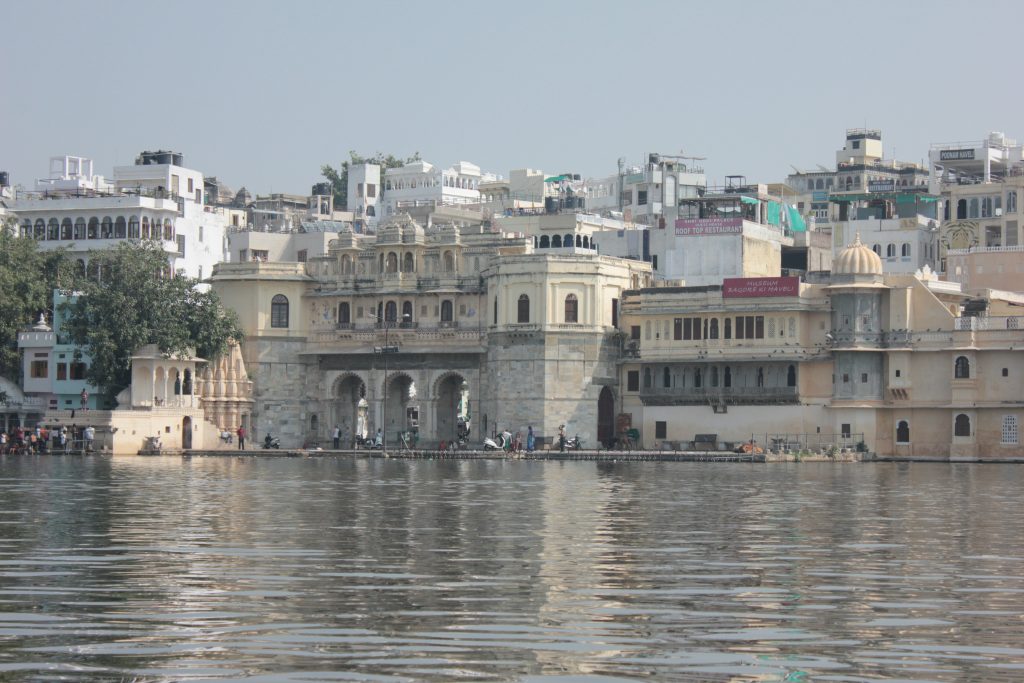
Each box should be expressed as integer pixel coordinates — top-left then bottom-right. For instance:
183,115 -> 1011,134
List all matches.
834,233 -> 882,276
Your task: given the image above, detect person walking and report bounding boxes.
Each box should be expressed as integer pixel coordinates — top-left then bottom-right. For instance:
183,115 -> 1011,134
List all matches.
83,425 -> 95,452
527,425 -> 535,453
332,425 -> 341,450
236,424 -> 246,450
59,427 -> 68,454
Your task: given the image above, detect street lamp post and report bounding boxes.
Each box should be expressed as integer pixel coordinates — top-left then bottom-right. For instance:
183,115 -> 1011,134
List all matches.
370,311 -> 409,453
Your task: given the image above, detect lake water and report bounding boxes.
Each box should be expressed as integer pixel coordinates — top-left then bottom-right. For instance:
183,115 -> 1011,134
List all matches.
0,456 -> 1023,682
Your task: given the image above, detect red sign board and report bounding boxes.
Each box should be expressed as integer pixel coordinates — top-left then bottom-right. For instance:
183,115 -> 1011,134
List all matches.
722,276 -> 799,298
674,217 -> 743,236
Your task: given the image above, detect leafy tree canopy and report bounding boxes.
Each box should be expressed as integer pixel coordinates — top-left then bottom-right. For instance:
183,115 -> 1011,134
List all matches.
61,241 -> 242,402
0,225 -> 76,386
321,150 -> 421,210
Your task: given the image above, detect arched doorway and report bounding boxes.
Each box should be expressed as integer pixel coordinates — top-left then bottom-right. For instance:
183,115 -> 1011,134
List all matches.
598,386 -> 614,448
384,374 -> 416,444
435,373 -> 469,443
182,416 -> 192,449
333,374 -> 366,443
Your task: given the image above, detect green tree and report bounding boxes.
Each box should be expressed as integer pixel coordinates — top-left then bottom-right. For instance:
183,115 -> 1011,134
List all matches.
61,241 -> 242,403
0,225 -> 76,386
321,150 -> 421,210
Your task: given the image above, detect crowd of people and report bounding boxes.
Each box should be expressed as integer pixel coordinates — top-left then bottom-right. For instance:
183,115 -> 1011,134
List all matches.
0,424 -> 95,455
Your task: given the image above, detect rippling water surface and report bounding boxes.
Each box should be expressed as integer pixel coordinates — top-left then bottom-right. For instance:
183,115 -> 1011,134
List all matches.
0,457 -> 1022,681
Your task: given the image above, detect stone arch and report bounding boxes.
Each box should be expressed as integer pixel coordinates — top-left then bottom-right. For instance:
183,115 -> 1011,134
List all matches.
382,371 -> 417,441
332,373 -> 367,442
433,371 -> 469,442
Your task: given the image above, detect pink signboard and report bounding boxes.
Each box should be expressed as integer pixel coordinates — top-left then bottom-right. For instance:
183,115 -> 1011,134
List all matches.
674,217 -> 743,236
722,276 -> 800,298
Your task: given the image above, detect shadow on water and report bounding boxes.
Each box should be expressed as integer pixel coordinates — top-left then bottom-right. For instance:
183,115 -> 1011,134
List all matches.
0,457 -> 1022,681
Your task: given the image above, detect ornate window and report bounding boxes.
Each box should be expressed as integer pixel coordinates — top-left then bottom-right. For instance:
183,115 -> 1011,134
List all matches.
128,216 -> 139,238
384,300 -> 397,322
787,365 -> 797,387
954,356 -> 970,379
441,300 -> 453,322
338,302 -> 350,324
896,420 -> 910,443
954,413 -> 971,437
517,294 -> 530,323
564,294 -> 578,323
1002,415 -> 1019,445
270,294 -> 289,328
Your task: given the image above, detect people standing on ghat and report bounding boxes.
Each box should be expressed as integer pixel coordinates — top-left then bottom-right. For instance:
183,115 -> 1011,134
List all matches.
527,425 -> 535,452
80,388 -> 89,411
83,426 -> 95,452
59,427 -> 67,453
236,424 -> 246,450
558,424 -> 566,452
332,424 -> 341,450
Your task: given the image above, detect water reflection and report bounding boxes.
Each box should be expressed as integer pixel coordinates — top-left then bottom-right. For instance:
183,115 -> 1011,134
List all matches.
0,457 -> 1021,681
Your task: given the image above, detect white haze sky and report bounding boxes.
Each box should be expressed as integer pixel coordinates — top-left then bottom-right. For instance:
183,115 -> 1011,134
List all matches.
6,0 -> 1022,195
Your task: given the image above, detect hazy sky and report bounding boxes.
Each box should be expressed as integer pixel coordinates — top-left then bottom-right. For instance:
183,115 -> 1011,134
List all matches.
6,0 -> 1022,196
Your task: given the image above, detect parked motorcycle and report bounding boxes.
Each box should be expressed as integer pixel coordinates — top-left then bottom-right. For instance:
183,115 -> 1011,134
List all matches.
564,435 -> 583,451
262,434 -> 280,449
484,430 -> 512,451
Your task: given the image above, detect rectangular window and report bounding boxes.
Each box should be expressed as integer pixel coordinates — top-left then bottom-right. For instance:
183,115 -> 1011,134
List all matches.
367,184 -> 376,198
171,174 -> 180,194
843,373 -> 850,383
683,318 -> 692,340
655,421 -> 667,439
70,362 -> 87,380
895,369 -> 901,377
861,373 -> 868,383
637,190 -> 648,206
674,318 -> 682,340
631,325 -> 640,340
1002,415 -> 1019,445
1003,368 -> 1009,377
30,361 -> 48,378
841,423 -> 851,437
252,249 -> 269,262
56,363 -> 67,380
357,306 -> 364,319
627,370 -> 640,392
754,316 -> 764,338
735,316 -> 745,339
612,299 -> 619,328
176,235 -> 186,257
296,250 -> 308,263
621,190 -> 632,205
187,177 -> 194,193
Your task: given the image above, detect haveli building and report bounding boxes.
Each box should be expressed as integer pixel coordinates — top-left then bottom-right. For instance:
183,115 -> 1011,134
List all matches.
211,206 -> 1024,459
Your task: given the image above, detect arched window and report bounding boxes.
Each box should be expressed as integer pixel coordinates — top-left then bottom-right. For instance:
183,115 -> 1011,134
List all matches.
552,235 -> 562,248
539,235 -> 550,248
969,198 -> 979,218
564,294 -> 578,323
901,243 -> 911,257
517,294 -> 530,323
724,366 -> 732,387
816,178 -> 824,190
403,252 -> 414,273
386,252 -> 398,273
872,244 -> 881,256
564,234 -> 573,248
787,364 -> 796,387
384,300 -> 397,322
164,219 -> 173,240
141,216 -> 150,239
402,300 -> 413,323
341,255 -> 352,274
111,217 -> 124,239
443,251 -> 455,272
19,219 -> 31,238
886,244 -> 896,258
663,367 -> 671,388
441,300 -> 453,322
583,236 -> 590,249
710,366 -> 719,387
95,217 -> 108,239
954,413 -> 971,437
366,205 -> 375,217
128,216 -> 139,238
83,218 -> 95,240
270,294 -> 289,328
338,302 -> 350,324
896,420 -> 910,443
724,317 -> 732,339
954,356 -> 970,379
47,218 -> 59,240
61,218 -> 73,240
575,234 -> 582,247
643,367 -> 652,388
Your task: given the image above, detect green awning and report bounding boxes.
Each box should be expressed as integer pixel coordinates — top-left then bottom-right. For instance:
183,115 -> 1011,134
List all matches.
787,205 -> 806,232
767,201 -> 781,226
545,175 -> 569,182
740,195 -> 759,205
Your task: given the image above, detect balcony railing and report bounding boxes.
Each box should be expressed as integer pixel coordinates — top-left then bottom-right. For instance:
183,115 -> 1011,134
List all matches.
955,316 -> 1023,331
640,385 -> 799,405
